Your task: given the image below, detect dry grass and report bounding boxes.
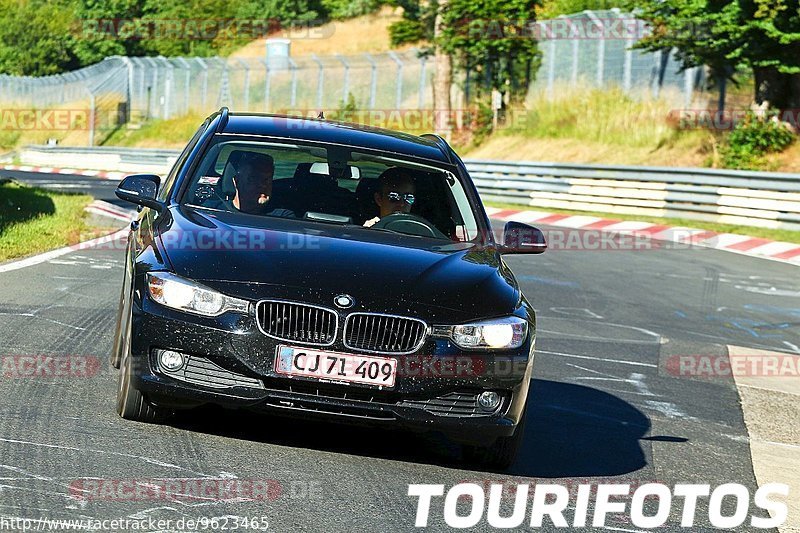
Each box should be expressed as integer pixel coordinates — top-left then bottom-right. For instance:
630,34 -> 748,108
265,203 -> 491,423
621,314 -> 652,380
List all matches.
0,97 -> 127,149
463,135 -> 712,167
230,6 -> 418,58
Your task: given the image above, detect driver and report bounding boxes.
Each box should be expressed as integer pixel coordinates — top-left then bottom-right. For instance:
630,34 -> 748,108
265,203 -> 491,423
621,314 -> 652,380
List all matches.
232,152 -> 274,214
363,168 -> 416,227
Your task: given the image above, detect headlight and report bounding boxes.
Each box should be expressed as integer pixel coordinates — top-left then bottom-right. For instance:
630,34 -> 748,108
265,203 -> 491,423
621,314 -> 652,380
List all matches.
147,272 -> 249,317
449,316 -> 528,349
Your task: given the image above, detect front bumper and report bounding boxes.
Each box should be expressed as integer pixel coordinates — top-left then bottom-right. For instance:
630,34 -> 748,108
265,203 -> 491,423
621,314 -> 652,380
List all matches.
129,288 -> 535,445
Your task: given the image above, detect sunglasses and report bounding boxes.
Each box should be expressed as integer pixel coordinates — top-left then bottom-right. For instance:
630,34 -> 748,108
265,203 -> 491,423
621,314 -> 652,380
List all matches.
386,191 -> 415,205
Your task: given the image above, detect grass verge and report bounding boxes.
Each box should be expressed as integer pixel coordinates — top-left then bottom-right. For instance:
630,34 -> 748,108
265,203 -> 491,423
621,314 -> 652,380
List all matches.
0,180 -> 94,263
485,201 -> 800,245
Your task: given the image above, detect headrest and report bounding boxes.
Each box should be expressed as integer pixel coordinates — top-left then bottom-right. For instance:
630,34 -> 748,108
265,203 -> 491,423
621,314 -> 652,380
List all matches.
227,150 -> 274,170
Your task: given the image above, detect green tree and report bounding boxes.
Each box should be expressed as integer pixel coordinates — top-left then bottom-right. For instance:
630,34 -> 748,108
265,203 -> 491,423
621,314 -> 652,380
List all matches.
72,0 -> 145,66
536,0 -> 617,20
0,0 -> 81,75
629,0 -> 800,112
438,0 -> 540,105
390,0 -> 540,105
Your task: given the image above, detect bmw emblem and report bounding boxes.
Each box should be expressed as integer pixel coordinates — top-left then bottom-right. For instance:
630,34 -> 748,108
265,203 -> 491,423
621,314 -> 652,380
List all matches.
334,294 -> 354,308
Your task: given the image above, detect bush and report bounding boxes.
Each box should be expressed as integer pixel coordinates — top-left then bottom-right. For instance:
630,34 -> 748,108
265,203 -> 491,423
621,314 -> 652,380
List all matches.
388,19 -> 426,46
321,0 -> 381,19
721,112 -> 796,170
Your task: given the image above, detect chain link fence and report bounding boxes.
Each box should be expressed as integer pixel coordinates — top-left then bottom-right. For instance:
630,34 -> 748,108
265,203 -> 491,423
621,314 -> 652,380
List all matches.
531,9 -> 703,105
0,10 -> 703,146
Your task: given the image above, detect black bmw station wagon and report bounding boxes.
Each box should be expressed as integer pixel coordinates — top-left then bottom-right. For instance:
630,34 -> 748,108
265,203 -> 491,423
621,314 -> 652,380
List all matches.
112,108 -> 546,468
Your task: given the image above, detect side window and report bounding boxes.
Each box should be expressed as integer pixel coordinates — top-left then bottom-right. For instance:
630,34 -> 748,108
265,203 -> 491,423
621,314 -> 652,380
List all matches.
157,120 -> 208,201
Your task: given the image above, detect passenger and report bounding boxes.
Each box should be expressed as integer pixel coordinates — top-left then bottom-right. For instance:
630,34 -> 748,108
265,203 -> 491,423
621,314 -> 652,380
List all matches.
363,167 -> 416,227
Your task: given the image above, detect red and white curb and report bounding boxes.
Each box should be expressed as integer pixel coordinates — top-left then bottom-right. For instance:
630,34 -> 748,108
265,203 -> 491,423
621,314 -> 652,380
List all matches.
0,201 -> 132,274
485,207 -> 800,266
1,164 -> 126,181
85,200 -> 136,223
0,229 -> 128,274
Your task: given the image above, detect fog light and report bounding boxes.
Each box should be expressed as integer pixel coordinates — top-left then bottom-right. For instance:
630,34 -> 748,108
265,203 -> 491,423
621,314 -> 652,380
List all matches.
477,391 -> 501,412
159,350 -> 185,372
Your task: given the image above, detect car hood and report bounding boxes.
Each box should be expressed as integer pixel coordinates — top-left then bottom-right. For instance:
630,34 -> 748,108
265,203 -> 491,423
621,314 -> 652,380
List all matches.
156,206 -> 521,322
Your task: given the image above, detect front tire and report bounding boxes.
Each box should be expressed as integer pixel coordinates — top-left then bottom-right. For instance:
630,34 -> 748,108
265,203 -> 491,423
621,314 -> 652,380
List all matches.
464,409 -> 527,470
116,314 -> 171,423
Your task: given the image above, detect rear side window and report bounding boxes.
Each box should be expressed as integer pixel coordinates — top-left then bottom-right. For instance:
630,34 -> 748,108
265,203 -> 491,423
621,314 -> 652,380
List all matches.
158,120 -> 208,201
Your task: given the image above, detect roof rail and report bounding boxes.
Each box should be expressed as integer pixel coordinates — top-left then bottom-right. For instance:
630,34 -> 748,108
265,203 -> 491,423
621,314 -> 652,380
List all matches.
420,133 -> 455,164
215,107 -> 229,132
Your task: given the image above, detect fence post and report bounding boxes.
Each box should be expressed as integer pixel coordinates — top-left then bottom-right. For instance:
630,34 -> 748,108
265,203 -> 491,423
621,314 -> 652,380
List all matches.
623,29 -> 634,93
571,27 -> 580,85
238,59 -> 251,111
219,59 -> 232,108
337,54 -> 350,105
88,91 -> 96,147
684,66 -> 695,108
144,57 -> 158,120
585,11 -> 604,87
162,58 -> 174,119
261,58 -> 271,111
546,37 -> 556,100
195,58 -> 208,111
174,57 -> 191,115
289,57 -> 298,108
388,51 -> 404,109
311,54 -> 324,109
418,54 -> 427,109
364,53 -> 377,109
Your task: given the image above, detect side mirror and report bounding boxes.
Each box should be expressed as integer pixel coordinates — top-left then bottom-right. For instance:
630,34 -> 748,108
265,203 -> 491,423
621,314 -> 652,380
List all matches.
115,174 -> 164,212
500,221 -> 547,254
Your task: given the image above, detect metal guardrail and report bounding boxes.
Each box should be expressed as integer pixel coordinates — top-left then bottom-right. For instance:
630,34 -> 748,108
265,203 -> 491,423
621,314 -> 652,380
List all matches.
467,160 -> 800,231
17,145 -> 800,231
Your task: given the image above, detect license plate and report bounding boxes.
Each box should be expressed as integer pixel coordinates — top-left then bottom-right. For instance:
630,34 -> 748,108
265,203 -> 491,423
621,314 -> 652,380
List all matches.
274,345 -> 397,388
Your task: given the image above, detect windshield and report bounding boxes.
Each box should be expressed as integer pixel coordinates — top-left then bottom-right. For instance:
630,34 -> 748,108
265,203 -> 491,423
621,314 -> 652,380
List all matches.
181,137 -> 481,242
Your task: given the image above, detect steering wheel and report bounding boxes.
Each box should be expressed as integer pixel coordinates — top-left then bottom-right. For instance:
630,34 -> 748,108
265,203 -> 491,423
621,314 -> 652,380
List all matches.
371,213 -> 449,239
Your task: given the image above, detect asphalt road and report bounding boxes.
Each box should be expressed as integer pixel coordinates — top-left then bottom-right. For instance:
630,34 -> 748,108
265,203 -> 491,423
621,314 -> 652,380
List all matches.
1,170 -> 799,531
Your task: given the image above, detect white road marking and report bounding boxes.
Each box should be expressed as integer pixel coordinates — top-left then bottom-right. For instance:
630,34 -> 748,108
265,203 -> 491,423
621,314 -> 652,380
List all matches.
550,307 -> 604,319
0,437 -> 213,478
0,229 -> 126,274
537,349 -> 658,368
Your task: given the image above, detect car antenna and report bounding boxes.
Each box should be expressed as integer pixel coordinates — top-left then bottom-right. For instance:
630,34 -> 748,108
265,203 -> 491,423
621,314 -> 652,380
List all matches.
317,111 -> 324,119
